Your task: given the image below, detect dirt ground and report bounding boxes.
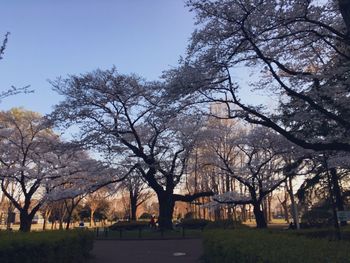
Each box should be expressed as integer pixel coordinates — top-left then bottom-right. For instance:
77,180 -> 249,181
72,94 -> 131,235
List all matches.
90,239 -> 203,263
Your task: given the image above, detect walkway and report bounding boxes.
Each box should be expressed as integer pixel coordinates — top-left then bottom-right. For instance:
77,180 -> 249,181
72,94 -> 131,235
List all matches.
90,239 -> 203,263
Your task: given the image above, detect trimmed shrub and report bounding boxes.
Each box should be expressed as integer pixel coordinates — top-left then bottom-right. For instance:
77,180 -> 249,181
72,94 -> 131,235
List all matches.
184,212 -> 195,219
109,221 -> 149,231
0,230 -> 94,263
205,219 -> 247,230
178,219 -> 210,229
203,229 -> 350,263
139,213 -> 152,220
290,227 -> 350,241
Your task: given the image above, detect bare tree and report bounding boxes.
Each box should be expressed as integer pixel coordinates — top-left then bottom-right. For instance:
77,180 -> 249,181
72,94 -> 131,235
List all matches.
120,170 -> 152,220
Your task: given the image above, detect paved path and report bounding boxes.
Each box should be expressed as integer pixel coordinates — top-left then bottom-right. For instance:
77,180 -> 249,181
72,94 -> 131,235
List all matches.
90,239 -> 203,263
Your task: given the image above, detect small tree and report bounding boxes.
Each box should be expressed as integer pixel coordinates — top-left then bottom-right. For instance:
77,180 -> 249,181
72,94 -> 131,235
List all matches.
120,170 -> 152,221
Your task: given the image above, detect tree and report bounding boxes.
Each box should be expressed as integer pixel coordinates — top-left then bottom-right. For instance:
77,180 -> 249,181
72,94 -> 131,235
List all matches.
0,109 -> 61,231
120,169 -> 152,221
0,33 -> 31,99
84,189 -> 111,227
296,152 -> 350,229
51,69 -> 213,229
206,124 -> 305,228
0,109 -> 113,231
166,0 -> 350,153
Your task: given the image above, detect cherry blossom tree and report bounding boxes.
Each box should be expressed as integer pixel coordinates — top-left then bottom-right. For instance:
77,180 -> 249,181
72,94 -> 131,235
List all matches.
51,68 -> 213,229
0,108 -> 115,231
0,33 -> 32,100
204,123 -> 306,228
166,0 -> 350,153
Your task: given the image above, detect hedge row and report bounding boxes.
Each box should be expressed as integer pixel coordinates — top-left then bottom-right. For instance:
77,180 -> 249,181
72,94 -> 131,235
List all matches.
290,227 -> 350,241
177,219 -> 248,230
109,221 -> 149,231
0,230 -> 94,263
203,229 -> 350,263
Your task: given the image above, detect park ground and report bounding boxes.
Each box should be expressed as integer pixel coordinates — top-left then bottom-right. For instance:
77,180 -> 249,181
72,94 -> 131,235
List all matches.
90,239 -> 203,263
89,221 -> 289,263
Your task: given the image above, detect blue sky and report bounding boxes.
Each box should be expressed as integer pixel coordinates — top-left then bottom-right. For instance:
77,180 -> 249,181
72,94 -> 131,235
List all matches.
0,0 -> 194,114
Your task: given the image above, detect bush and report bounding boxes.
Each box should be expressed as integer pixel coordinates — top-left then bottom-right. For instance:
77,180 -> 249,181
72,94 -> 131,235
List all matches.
139,213 -> 152,220
109,221 -> 149,231
301,209 -> 333,228
0,230 -> 94,263
202,229 -> 350,263
205,219 -> 247,230
290,227 -> 350,241
184,212 -> 195,219
178,218 -> 210,229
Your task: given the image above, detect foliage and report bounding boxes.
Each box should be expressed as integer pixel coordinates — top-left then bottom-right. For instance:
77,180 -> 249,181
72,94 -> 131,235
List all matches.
202,229 -> 350,263
51,68 -> 214,229
204,124 -> 304,228
0,230 -> 94,263
290,227 -> 350,241
0,108 -> 114,231
184,211 -> 195,219
139,212 -> 152,220
167,0 -> 350,153
301,209 -> 334,228
109,221 -> 149,231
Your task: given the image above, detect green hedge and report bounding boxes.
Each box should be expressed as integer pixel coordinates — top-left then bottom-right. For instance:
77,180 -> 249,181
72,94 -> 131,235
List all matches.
109,221 -> 149,231
205,219 -> 248,230
291,227 -> 350,241
0,230 -> 94,263
178,219 -> 210,229
203,229 -> 350,263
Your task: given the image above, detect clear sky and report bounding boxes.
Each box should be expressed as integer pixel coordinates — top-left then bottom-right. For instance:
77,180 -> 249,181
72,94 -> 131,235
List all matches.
0,0 -> 195,115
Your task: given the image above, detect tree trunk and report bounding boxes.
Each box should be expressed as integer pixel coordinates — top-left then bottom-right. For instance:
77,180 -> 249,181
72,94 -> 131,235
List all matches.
66,211 -> 73,230
326,169 -> 341,237
42,209 -> 51,231
339,0 -> 350,35
330,168 -> 347,226
288,177 -> 300,229
262,198 -> 268,223
90,210 -> 95,227
253,203 -> 267,228
157,193 -> 175,230
130,195 -> 138,221
267,194 -> 272,222
6,204 -> 14,230
241,205 -> 246,221
59,219 -> 64,230
19,210 -> 33,232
